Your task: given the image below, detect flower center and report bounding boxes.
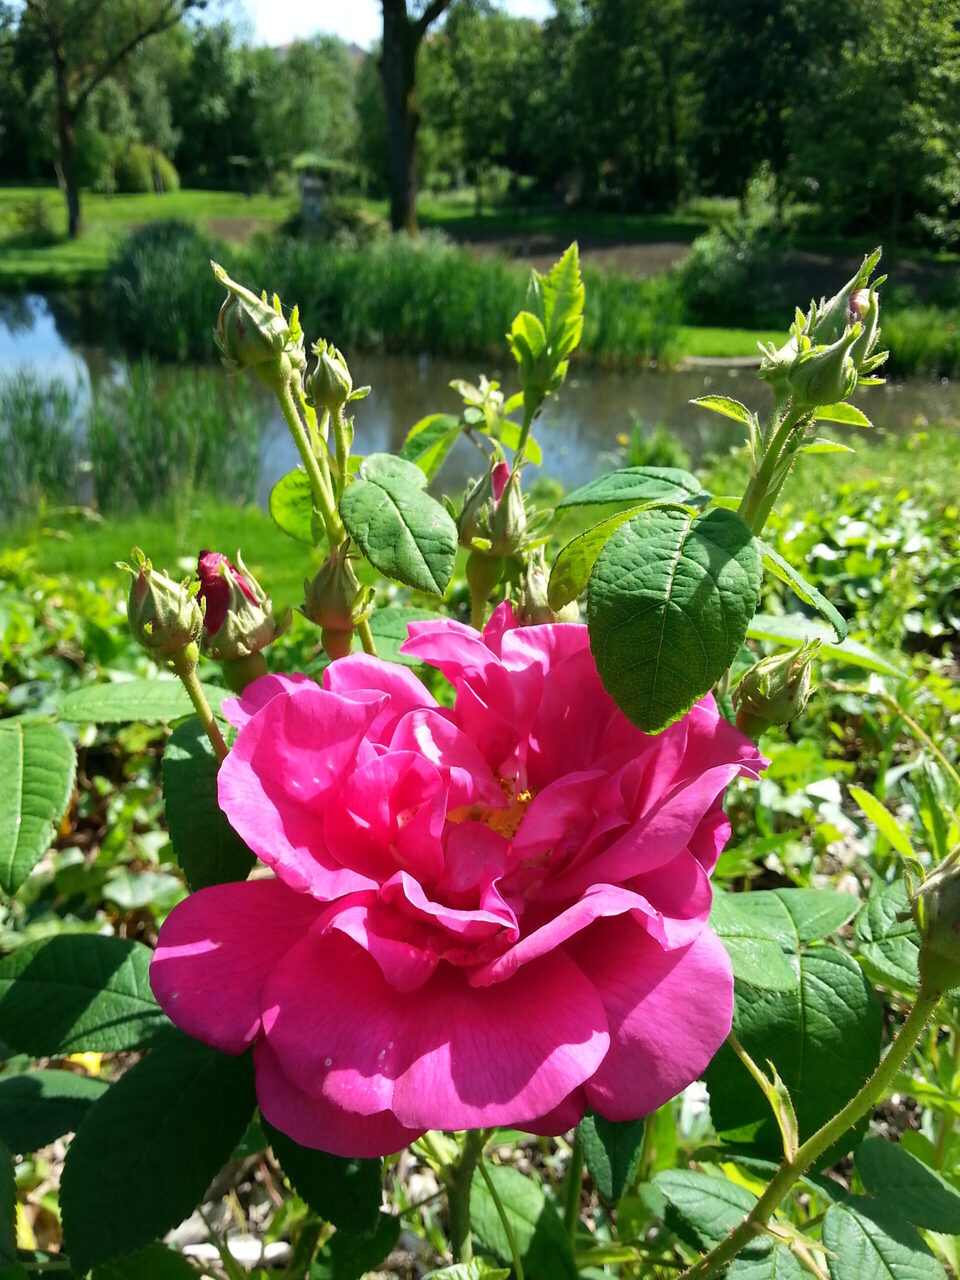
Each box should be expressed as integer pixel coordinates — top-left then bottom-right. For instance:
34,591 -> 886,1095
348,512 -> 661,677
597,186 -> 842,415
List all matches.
447,777 -> 533,841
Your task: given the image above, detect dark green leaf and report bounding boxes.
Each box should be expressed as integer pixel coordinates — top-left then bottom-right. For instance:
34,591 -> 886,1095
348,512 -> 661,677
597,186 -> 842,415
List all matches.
310,1212 -> 400,1280
0,722 -> 75,895
653,1169 -> 756,1246
705,948 -> 882,1166
771,888 -> 861,943
400,414 -> 462,481
60,679 -> 226,725
548,505 -> 648,611
263,1120 -> 382,1234
270,469 -> 317,546
747,615 -> 900,676
470,1163 -> 577,1280
856,1138 -> 960,1234
91,1243 -> 198,1280
822,1197 -> 947,1280
558,466 -> 704,510
578,1113 -> 644,1202
163,720 -> 255,890
853,880 -> 920,994
0,935 -> 168,1054
758,542 -> 847,642
341,459 -> 458,596
60,1033 -> 256,1273
588,507 -> 762,732
0,1069 -> 108,1153
654,1170 -> 802,1278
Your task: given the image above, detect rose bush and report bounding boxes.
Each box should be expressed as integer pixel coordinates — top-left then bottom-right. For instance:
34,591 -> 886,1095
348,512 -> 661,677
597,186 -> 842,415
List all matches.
151,604 -> 765,1157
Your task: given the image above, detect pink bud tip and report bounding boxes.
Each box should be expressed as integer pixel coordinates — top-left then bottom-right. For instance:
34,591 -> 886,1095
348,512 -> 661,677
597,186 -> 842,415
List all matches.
491,461 -> 511,507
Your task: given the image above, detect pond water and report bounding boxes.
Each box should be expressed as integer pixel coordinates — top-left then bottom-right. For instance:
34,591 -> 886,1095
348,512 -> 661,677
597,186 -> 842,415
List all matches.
3,293 -> 959,503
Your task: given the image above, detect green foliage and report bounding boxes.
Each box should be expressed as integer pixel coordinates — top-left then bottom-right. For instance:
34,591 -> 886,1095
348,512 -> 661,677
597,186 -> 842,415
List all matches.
706,947 -> 883,1165
588,506 -> 762,731
162,719 -> 255,890
0,1069 -> 107,1152
578,1113 -> 645,1203
0,372 -> 79,519
470,1163 -> 577,1279
822,1197 -> 948,1280
106,220 -> 227,361
270,469 -> 318,545
61,677 -> 225,724
59,1032 -> 255,1272
0,935 -> 168,1054
263,1120 -> 382,1234
340,453 -> 458,596
114,143 -> 180,194
310,1212 -> 400,1280
0,721 -> 75,894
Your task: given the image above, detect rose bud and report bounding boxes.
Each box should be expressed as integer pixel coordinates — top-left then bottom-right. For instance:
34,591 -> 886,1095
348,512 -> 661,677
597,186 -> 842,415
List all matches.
915,849 -> 960,995
516,547 -> 579,625
808,248 -> 882,346
211,262 -> 304,388
305,340 -> 352,415
301,546 -> 374,662
197,551 -> 288,690
733,639 -> 819,739
458,456 -> 528,558
119,548 -> 203,659
787,327 -> 860,408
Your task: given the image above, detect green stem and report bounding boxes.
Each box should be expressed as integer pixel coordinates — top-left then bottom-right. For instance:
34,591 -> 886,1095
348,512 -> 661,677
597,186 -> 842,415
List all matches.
170,647 -> 228,762
563,1131 -> 585,1246
737,405 -> 807,534
357,617 -> 378,656
479,1156 -> 525,1280
221,650 -> 268,694
512,402 -> 538,472
679,985 -> 942,1280
445,1129 -> 486,1264
332,405 -> 350,499
277,378 -> 345,545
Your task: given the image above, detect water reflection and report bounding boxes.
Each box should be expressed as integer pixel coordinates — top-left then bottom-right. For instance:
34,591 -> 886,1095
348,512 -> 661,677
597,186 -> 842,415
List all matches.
3,293 -> 959,506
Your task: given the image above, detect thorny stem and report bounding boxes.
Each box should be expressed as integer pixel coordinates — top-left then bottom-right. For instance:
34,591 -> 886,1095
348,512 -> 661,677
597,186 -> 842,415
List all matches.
679,985 -> 942,1280
445,1129 -> 487,1264
512,403 -> 538,472
738,404 -> 809,534
277,377 -> 345,546
331,405 -> 351,499
170,647 -> 228,762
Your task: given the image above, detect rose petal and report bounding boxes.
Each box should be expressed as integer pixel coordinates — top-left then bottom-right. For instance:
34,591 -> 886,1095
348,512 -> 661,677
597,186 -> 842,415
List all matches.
469,883 -> 665,986
255,1040 -> 422,1158
221,672 -> 317,730
150,878 -> 323,1053
323,655 -> 436,740
262,930 -> 610,1130
573,918 -> 733,1120
218,686 -> 384,899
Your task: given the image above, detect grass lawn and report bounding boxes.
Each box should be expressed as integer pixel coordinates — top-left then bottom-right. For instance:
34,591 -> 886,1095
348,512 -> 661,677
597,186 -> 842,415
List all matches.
1,499 -> 316,610
675,326 -> 788,358
0,187 -> 295,288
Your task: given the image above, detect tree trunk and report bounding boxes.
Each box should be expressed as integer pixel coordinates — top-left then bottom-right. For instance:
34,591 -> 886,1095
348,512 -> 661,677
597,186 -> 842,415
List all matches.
380,0 -> 421,235
53,44 -> 81,238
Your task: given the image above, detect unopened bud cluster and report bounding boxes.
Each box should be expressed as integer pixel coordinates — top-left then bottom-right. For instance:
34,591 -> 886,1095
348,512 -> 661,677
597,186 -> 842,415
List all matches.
197,550 -> 288,665
302,546 -> 374,660
759,251 -> 887,410
212,262 -> 305,391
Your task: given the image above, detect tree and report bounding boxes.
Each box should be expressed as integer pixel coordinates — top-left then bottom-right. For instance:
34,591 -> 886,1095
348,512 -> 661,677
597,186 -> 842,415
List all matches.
379,0 -> 454,234
18,0 -> 202,237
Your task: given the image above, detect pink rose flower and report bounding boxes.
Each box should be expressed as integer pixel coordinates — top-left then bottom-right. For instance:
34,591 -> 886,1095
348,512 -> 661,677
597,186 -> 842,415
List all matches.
151,605 -> 765,1157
